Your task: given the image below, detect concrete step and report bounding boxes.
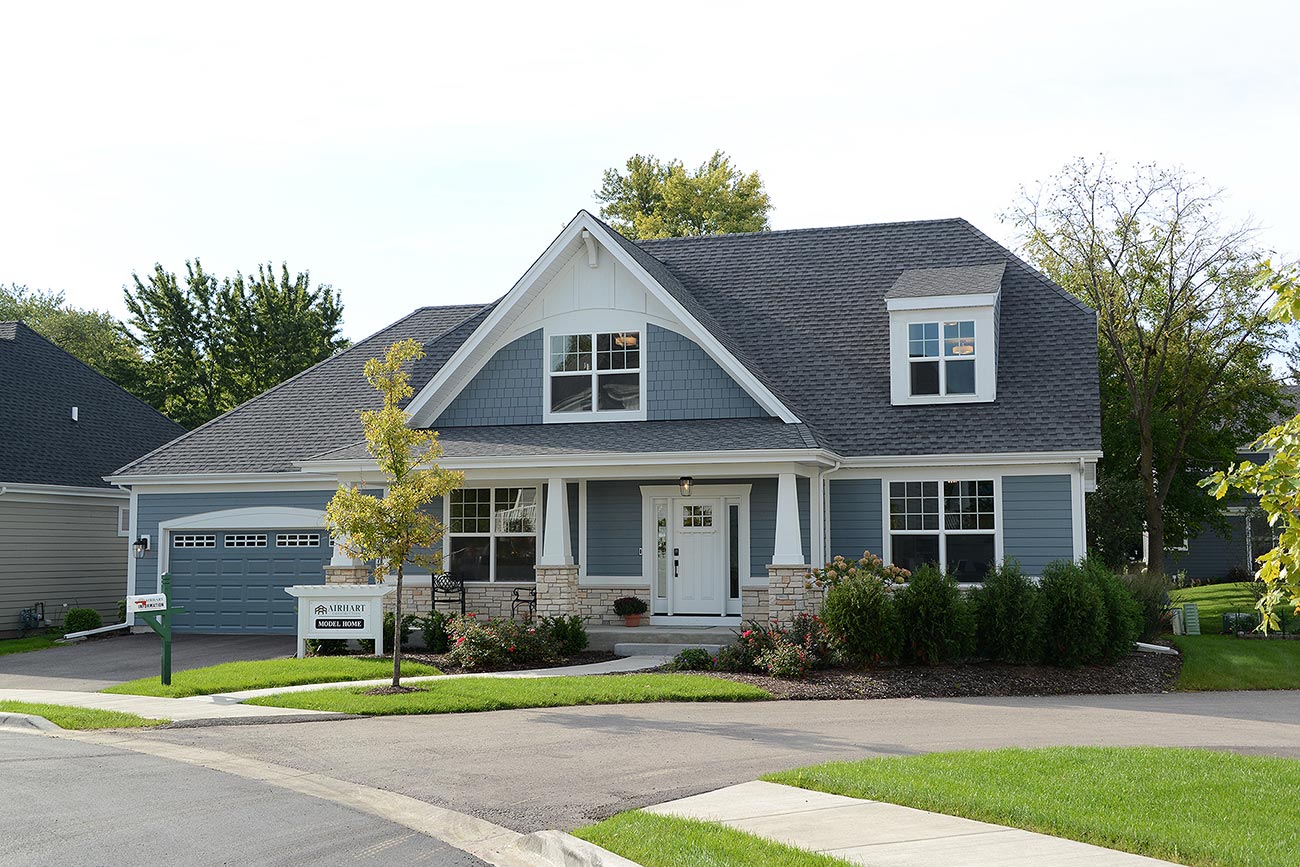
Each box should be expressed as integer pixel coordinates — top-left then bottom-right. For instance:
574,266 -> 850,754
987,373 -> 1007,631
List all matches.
613,642 -> 725,658
588,625 -> 737,652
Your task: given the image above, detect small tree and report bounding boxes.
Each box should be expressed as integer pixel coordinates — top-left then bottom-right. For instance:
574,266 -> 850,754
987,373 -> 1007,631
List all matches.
324,339 -> 462,688
1205,263 -> 1300,632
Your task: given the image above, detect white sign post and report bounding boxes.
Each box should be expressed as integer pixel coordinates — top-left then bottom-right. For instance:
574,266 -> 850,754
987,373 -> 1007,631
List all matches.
127,593 -> 168,613
284,584 -> 394,658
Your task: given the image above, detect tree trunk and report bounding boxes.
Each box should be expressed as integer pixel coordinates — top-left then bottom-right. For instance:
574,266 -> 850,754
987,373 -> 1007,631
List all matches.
1136,410 -> 1165,575
392,564 -> 403,688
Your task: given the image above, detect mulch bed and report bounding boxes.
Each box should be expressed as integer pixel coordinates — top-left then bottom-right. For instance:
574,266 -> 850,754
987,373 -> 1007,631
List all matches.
682,649 -> 1182,700
396,649 -> 619,675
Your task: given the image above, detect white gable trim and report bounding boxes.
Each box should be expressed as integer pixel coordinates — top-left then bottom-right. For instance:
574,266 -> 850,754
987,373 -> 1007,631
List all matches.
406,211 -> 799,426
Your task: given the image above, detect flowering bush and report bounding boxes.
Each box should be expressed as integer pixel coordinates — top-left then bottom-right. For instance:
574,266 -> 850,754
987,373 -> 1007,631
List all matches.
445,614 -> 557,670
806,551 -> 909,592
755,634 -> 812,678
715,614 -> 838,678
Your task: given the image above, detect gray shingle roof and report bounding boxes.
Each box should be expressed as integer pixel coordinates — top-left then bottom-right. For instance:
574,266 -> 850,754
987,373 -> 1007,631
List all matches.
309,418 -> 819,461
885,263 -> 1006,299
1,322 -> 184,488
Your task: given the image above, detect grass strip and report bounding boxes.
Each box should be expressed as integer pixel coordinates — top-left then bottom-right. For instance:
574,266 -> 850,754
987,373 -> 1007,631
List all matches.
765,746 -> 1300,867
0,634 -> 63,656
573,810 -> 854,867
103,657 -> 440,698
0,700 -> 167,730
1170,582 -> 1258,634
244,673 -> 771,714
1172,635 -> 1300,690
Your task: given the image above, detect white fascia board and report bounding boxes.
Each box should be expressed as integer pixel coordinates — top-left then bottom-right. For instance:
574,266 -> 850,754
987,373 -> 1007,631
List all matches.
110,471 -> 341,492
885,292 -> 1000,312
0,482 -> 127,501
297,448 -> 836,475
832,450 -> 1102,470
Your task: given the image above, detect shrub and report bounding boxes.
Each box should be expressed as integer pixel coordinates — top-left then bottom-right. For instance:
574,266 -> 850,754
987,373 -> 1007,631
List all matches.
806,551 -> 910,592
786,613 -> 843,668
64,607 -> 102,634
536,614 -> 589,656
715,620 -> 779,673
359,612 -> 421,654
1039,560 -> 1107,667
1085,558 -> 1142,662
668,647 -> 715,671
1225,566 -> 1253,584
420,611 -> 450,653
305,638 -> 347,656
612,596 -> 648,616
820,573 -> 900,663
117,598 -> 127,624
755,634 -> 812,679
445,615 -> 557,670
895,565 -> 973,665
970,561 -> 1042,663
1120,571 -> 1172,642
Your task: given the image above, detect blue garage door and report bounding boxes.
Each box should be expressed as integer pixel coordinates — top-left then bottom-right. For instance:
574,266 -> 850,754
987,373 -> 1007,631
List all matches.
168,529 -> 332,634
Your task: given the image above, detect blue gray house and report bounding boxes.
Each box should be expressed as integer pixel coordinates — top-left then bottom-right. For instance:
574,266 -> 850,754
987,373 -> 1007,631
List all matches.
109,211 -> 1101,633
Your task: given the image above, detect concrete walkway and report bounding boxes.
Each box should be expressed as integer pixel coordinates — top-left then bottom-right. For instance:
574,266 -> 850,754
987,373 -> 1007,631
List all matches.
647,780 -> 1176,866
0,688 -> 336,722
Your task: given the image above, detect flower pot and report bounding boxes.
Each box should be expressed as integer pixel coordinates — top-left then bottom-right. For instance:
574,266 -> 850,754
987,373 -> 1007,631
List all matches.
622,614 -> 643,627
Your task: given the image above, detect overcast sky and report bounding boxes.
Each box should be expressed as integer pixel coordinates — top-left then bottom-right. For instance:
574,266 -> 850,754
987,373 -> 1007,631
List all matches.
3,1 -> 1297,341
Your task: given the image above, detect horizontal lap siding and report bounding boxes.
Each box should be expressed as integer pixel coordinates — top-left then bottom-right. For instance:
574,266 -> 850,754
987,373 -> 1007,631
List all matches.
748,477 -> 811,575
0,498 -> 127,635
1001,474 -> 1073,576
828,479 -> 883,561
586,481 -> 641,577
1167,516 -> 1248,580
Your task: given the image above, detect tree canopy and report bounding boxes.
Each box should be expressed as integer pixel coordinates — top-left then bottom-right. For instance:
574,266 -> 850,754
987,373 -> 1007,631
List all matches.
1006,158 -> 1288,574
595,150 -> 772,240
1,283 -> 142,389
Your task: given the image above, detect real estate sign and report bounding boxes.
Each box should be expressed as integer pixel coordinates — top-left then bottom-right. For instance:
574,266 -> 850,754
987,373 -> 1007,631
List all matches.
284,584 -> 394,658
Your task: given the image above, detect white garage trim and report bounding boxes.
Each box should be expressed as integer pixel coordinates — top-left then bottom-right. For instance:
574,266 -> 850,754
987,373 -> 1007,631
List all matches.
156,506 -> 327,589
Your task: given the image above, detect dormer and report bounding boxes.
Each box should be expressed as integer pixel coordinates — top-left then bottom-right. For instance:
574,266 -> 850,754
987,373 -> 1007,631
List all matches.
886,263 -> 1003,406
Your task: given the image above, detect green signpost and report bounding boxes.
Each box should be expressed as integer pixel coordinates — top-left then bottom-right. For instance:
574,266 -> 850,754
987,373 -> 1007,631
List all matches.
130,573 -> 187,686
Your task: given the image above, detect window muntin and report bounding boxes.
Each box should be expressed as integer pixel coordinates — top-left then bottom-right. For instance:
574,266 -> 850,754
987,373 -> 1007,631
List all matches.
449,486 -> 539,582
276,533 -> 322,547
173,534 -> 216,548
549,331 -> 640,413
908,320 -> 976,396
889,480 -> 995,580
224,533 -> 267,547
682,504 -> 713,528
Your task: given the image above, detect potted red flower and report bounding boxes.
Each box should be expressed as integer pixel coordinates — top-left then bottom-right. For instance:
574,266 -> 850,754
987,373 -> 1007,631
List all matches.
613,596 -> 648,627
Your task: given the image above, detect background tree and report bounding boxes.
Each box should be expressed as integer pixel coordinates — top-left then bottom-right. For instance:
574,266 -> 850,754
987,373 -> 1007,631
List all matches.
124,260 -> 348,428
324,339 -> 463,689
1,283 -> 143,389
1007,158 -> 1287,574
595,150 -> 772,239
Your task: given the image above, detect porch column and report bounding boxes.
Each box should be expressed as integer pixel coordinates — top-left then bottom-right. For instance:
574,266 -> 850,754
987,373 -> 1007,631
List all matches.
324,530 -> 370,584
536,478 -> 578,618
768,472 -> 813,628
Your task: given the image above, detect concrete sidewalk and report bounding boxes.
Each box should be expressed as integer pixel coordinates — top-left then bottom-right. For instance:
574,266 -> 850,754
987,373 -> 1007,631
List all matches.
0,688 -> 336,722
647,780 -> 1176,866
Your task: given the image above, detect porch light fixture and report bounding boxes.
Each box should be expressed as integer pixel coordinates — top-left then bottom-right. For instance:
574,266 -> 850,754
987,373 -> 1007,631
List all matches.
132,536 -> 150,559
678,476 -> 693,497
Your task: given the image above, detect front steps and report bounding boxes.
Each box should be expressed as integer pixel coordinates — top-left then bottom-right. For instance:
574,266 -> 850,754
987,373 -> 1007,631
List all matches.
587,624 -> 736,657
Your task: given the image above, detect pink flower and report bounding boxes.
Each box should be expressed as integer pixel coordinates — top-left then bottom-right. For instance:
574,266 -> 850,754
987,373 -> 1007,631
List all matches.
455,636 -> 465,645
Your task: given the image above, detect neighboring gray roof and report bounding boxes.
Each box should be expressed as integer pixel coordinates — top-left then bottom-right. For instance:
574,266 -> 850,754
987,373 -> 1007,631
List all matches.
308,418 -> 819,462
885,262 -> 1006,299
1,321 -> 184,488
112,305 -> 489,476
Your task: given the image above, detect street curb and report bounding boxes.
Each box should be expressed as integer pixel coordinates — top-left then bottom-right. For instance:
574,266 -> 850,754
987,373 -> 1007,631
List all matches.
161,712 -> 360,728
0,712 -> 62,733
514,830 -> 643,867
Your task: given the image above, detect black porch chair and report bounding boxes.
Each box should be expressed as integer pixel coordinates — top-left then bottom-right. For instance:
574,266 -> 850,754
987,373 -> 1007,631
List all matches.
511,587 -> 537,621
432,572 -> 466,616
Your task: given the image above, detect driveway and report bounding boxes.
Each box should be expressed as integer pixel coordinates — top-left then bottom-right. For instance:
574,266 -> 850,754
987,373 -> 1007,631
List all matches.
126,689 -> 1300,832
0,633 -> 295,690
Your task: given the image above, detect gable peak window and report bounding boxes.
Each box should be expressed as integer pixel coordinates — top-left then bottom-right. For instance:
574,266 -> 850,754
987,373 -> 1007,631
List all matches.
908,320 -> 976,397
549,331 -> 641,414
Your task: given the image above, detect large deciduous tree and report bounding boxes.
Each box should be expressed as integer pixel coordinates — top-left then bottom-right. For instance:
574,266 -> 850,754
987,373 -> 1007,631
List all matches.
324,339 -> 463,688
1007,158 -> 1287,575
1,283 -> 143,388
595,150 -> 772,240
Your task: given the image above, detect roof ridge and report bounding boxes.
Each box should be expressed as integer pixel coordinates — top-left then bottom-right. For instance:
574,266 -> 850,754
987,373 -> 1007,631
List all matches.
633,217 -> 968,245
111,304 -> 487,477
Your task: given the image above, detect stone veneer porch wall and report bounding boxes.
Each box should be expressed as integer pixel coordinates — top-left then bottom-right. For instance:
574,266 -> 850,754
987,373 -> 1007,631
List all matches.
382,582 -> 644,624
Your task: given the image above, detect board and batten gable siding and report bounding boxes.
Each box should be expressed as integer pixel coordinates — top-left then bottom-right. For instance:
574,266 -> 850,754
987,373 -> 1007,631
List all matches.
134,490 -> 334,595
435,330 -> 543,427
827,479 -> 884,561
1000,474 -> 1075,575
0,496 -> 127,637
645,325 -> 767,420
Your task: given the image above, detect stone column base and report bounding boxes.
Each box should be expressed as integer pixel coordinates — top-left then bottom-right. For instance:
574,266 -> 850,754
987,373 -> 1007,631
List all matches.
534,564 -> 579,618
767,563 -> 817,628
324,565 -> 371,585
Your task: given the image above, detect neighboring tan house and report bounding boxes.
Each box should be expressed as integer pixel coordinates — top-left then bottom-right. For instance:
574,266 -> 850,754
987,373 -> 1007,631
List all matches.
0,321 -> 183,637
110,211 -> 1101,635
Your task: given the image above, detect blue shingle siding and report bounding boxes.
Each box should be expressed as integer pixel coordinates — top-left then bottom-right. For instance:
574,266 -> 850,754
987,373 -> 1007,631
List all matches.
646,324 -> 768,420
436,329 -> 543,427
1167,516 -> 1249,581
586,480 -> 643,576
828,479 -> 883,561
1001,475 -> 1074,575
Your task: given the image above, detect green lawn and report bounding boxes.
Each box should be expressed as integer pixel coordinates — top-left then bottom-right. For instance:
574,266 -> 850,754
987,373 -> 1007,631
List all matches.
765,747 -> 1299,867
103,657 -> 440,698
0,700 -> 167,730
1170,582 -> 1257,634
0,634 -> 63,656
1172,635 -> 1300,690
574,811 -> 853,867
245,674 -> 771,715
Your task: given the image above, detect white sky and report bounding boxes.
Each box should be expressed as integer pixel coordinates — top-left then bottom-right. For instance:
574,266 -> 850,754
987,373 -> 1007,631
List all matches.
2,0 -> 1297,341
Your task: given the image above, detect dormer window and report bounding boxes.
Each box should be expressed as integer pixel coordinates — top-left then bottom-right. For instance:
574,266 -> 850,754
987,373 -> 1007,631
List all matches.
908,320 -> 976,396
549,331 -> 641,414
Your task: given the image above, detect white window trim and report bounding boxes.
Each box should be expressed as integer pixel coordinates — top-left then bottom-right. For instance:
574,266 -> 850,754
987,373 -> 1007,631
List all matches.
905,320 -> 978,398
889,303 -> 997,405
118,505 -> 131,537
543,327 -> 648,424
444,485 -> 541,583
880,472 -> 1004,573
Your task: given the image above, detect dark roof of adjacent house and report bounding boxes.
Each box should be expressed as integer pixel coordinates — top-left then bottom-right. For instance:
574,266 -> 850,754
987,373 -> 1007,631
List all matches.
0,321 -> 184,488
114,213 -> 1100,476
884,263 -> 1006,299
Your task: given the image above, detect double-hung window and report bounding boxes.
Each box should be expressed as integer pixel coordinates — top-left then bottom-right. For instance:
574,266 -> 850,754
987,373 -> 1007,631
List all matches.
889,480 -> 995,581
549,331 -> 640,413
448,487 -> 538,582
908,320 -> 976,396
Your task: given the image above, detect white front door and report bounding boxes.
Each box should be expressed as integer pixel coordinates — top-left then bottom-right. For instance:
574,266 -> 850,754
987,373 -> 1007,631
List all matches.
673,497 -> 724,615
